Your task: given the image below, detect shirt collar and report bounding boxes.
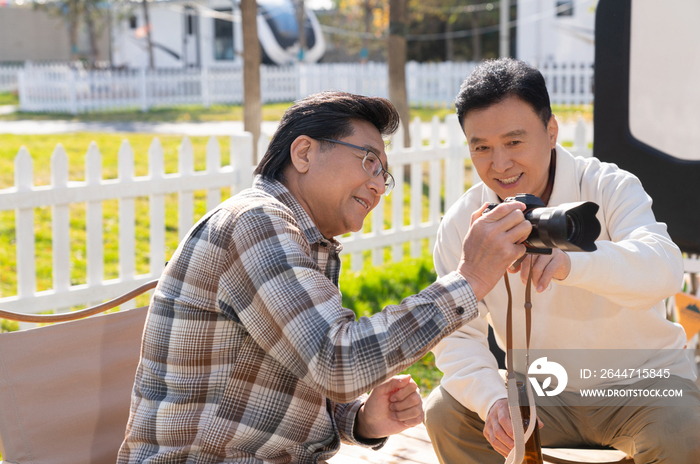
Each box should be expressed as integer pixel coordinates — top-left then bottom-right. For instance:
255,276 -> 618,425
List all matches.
546,144 -> 580,205
252,175 -> 341,250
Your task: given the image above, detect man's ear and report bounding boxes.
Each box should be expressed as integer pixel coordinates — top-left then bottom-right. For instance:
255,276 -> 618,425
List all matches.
547,114 -> 559,148
289,135 -> 315,174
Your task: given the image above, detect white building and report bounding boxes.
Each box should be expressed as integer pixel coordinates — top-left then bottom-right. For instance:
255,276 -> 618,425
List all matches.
111,0 -> 326,68
516,0 -> 597,67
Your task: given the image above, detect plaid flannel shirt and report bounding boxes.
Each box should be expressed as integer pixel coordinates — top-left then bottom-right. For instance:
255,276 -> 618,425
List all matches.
118,176 -> 478,464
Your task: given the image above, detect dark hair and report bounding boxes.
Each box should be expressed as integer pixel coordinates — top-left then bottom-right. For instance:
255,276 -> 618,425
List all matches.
455,58 -> 552,129
255,91 -> 400,181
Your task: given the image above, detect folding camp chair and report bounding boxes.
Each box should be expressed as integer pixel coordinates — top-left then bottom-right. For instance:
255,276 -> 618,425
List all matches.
0,280 -> 157,464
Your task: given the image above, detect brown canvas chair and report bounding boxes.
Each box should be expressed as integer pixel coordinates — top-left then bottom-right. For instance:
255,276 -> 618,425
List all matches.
0,280 -> 157,464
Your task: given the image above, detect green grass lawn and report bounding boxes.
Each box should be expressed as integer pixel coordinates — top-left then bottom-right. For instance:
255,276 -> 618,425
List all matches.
0,97 -> 593,124
0,92 -> 18,106
340,255 -> 443,395
0,133 -> 234,309
0,130 -> 462,305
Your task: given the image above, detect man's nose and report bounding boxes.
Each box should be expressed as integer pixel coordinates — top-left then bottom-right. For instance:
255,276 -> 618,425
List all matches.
491,147 -> 514,173
368,173 -> 386,196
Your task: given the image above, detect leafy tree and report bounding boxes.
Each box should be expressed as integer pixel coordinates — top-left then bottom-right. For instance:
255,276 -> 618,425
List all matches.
34,0 -> 110,67
320,0 -> 506,63
241,0 -> 262,161
322,0 -> 389,61
406,0 -> 502,62
388,0 -> 409,146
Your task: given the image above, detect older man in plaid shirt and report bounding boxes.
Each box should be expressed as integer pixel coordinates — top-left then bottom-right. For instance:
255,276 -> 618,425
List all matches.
117,91 -> 530,464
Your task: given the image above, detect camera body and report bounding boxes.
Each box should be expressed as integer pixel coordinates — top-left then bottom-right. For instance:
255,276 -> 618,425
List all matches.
487,193 -> 601,255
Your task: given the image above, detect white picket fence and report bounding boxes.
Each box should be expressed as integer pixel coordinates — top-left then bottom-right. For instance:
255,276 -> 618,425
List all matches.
10,60 -> 595,114
540,61 -> 595,105
0,64 -> 22,93
0,115 -> 479,317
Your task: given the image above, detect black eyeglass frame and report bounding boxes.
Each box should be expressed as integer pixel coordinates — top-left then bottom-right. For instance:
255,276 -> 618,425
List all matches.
316,137 -> 395,196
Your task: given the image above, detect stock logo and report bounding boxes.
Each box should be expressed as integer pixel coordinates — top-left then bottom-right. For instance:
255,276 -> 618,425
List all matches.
528,357 -> 568,397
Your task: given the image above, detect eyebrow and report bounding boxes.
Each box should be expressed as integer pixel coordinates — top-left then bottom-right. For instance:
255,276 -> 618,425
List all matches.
503,129 -> 527,138
469,129 -> 528,145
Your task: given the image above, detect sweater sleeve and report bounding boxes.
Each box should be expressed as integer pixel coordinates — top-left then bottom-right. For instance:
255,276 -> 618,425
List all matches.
558,163 -> 684,310
432,199 -> 507,421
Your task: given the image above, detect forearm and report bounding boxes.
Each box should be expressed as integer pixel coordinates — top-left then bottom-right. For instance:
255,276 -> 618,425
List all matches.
560,230 -> 683,309
294,272 -> 478,403
334,396 -> 387,448
433,326 -> 507,421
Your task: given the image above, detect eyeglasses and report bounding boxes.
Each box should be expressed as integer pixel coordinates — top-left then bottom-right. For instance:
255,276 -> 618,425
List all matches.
317,138 -> 395,196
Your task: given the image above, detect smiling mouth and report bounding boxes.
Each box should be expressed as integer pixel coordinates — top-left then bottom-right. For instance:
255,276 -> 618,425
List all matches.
354,197 -> 369,210
497,173 -> 522,185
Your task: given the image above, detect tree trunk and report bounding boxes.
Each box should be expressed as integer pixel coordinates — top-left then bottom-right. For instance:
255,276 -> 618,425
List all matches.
471,11 -> 481,62
68,0 -> 79,61
361,0 -> 373,62
241,0 -> 262,162
445,16 -> 454,62
84,2 -> 99,68
294,0 -> 306,61
141,0 -> 154,69
388,0 -> 410,147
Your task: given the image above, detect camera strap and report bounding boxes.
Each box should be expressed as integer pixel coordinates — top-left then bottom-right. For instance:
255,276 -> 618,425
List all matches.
502,262 -> 634,464
504,265 -> 538,464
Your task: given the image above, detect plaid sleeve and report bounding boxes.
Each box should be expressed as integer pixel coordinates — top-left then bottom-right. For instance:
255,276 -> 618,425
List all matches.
333,396 -> 387,449
222,204 -> 478,404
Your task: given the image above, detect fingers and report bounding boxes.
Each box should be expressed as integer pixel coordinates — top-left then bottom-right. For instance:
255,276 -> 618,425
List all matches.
389,376 -> 417,402
481,201 -> 525,221
482,205 -> 532,251
470,203 -> 491,226
375,374 -> 411,395
459,203 -> 532,300
391,389 -> 423,425
508,254 -> 528,273
484,399 -> 514,458
389,377 -> 424,425
519,249 -> 571,292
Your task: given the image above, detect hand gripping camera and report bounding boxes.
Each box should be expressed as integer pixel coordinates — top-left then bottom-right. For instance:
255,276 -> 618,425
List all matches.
487,194 -> 601,255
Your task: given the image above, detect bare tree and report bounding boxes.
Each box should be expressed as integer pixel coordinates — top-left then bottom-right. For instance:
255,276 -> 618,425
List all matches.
241,0 -> 262,161
141,0 -> 155,69
294,0 -> 306,60
35,0 -> 82,61
67,0 -> 80,61
83,0 -> 100,67
470,8 -> 481,62
360,0 -> 375,62
388,0 -> 410,147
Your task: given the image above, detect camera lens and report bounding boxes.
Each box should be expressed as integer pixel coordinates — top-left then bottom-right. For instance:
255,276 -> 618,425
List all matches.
566,215 -> 577,242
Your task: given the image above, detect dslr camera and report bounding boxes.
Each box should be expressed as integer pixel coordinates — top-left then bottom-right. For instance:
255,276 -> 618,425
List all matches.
486,193 -> 601,255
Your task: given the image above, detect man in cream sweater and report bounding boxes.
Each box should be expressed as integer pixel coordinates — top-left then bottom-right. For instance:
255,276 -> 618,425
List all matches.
424,58 -> 700,464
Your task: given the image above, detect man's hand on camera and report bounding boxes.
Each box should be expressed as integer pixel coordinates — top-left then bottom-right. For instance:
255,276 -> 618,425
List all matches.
509,249 -> 571,293
458,202 -> 531,301
355,375 -> 423,440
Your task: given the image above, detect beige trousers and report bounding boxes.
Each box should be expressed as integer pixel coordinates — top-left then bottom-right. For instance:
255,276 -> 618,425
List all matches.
424,376 -> 700,464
